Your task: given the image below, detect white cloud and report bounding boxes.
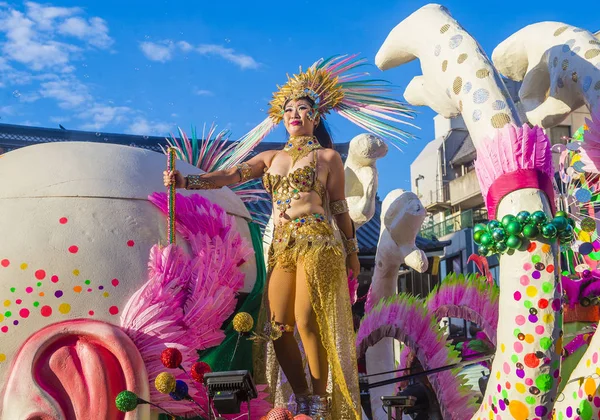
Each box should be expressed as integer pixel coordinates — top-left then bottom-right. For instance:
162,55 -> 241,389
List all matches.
126,118 -> 173,136
140,41 -> 174,62
193,88 -> 213,96
39,77 -> 92,108
18,119 -> 41,126
49,115 -> 70,123
58,16 -> 113,49
25,2 -> 80,30
0,105 -> 15,115
139,38 -> 260,69
196,44 -> 260,69
78,104 -> 132,131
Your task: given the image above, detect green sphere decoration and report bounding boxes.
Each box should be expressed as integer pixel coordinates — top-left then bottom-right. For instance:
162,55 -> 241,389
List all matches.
473,230 -> 485,244
555,210 -> 568,218
516,211 -> 531,224
522,224 -> 539,239
492,228 -> 507,242
531,211 -> 547,226
474,223 -> 487,233
506,235 -> 523,249
506,220 -> 522,235
568,217 -> 575,228
480,232 -> 493,246
551,216 -> 569,231
478,245 -> 490,256
115,391 -> 139,413
541,223 -> 558,239
501,214 -> 516,227
495,242 -> 508,253
487,220 -> 502,231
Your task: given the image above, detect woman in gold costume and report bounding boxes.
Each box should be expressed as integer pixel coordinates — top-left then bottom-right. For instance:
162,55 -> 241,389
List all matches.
164,55 -> 414,419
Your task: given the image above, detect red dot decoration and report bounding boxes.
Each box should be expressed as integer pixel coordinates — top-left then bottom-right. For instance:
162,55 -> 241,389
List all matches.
35,270 -> 46,280
40,305 -> 53,317
111,278 -> 119,287
59,217 -> 68,224
89,310 -> 94,316
524,353 -> 540,368
1,259 -> 9,267
51,275 -> 59,283
1,326 -> 8,333
538,299 -> 549,309
19,308 -> 30,318
25,287 -> 33,294
15,299 -> 22,304
68,246 -> 79,254
127,240 -> 135,247
109,306 -> 119,315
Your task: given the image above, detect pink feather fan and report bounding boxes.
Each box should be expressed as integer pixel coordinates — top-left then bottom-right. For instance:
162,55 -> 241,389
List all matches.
120,193 -> 271,417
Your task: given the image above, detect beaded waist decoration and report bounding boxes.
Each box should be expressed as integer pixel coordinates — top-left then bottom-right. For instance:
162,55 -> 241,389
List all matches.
271,213 -> 341,263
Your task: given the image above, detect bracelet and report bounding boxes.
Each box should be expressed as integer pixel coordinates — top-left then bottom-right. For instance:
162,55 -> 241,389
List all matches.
330,199 -> 349,215
236,162 -> 252,183
343,237 -> 360,255
185,175 -> 219,190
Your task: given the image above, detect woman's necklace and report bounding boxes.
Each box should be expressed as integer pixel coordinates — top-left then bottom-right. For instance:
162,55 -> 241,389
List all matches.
283,135 -> 321,165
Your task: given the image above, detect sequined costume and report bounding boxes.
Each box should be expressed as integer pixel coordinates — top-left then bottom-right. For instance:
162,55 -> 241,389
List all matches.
254,150 -> 361,420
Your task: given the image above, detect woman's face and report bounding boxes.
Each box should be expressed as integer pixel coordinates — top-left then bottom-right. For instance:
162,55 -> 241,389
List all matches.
283,98 -> 318,137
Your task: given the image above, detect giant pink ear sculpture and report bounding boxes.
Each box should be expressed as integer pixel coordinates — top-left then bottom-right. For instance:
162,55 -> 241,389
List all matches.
1,319 -> 149,420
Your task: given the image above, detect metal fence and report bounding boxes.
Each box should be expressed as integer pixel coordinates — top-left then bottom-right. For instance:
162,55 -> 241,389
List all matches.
420,208 -> 488,239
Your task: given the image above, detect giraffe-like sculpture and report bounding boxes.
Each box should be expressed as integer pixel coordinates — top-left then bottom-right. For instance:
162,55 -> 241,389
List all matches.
375,4 -> 562,419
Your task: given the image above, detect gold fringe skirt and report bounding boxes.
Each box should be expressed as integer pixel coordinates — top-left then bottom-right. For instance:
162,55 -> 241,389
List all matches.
253,214 -> 361,419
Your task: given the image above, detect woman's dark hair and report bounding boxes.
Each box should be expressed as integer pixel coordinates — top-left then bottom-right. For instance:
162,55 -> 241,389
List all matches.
284,97 -> 334,149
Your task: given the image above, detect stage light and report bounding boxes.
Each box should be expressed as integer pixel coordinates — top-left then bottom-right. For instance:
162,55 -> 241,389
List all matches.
204,370 -> 257,419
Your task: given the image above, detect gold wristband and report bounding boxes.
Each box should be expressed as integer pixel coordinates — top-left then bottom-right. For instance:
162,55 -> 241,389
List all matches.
330,199 -> 349,215
235,162 -> 252,183
343,237 -> 360,254
185,175 -> 219,190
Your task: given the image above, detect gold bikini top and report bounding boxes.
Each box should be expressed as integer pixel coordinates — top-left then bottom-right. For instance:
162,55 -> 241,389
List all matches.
262,151 -> 326,217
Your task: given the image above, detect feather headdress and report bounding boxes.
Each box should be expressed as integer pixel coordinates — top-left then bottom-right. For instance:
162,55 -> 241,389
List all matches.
240,54 -> 417,150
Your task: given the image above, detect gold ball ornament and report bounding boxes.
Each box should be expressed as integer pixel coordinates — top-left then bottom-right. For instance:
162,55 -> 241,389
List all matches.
155,372 -> 177,394
233,312 -> 254,333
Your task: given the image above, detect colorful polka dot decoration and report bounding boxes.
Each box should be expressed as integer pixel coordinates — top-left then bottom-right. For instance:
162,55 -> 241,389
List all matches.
553,350 -> 600,420
0,214 -> 135,362
474,241 -> 562,419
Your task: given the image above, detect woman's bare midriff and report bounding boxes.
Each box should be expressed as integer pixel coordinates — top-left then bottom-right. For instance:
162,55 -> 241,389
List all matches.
272,190 -> 325,224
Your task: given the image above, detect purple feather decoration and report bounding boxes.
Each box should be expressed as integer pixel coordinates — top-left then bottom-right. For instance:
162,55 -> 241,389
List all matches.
357,294 -> 479,420
425,274 -> 499,346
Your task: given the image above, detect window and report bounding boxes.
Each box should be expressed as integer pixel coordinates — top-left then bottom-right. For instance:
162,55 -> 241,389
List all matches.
548,126 -> 571,145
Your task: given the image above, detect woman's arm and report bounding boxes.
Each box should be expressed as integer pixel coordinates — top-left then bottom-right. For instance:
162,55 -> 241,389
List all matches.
164,150 -> 276,189
324,150 -> 361,277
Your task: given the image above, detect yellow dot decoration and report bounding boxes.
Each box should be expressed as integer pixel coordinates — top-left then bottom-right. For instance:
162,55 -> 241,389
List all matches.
0,354 -> 5,363
491,113 -> 512,129
584,49 -> 600,59
457,53 -> 468,64
453,77 -> 463,95
509,400 -> 529,420
515,382 -> 526,394
501,343 -> 506,353
525,334 -> 535,344
103,292 -> 110,298
155,372 -> 176,394
526,286 -> 538,298
0,314 -> 4,322
59,303 -> 71,314
553,26 -> 568,36
442,60 -> 448,72
543,313 -> 554,324
476,69 -> 490,78
20,263 -> 28,270
440,24 -> 450,33
72,269 -> 80,276
232,312 -> 254,333
3,300 -> 10,307
584,377 -> 596,396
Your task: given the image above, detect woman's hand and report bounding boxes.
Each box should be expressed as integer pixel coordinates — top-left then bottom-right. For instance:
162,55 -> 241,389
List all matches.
347,252 -> 360,280
163,170 -> 186,189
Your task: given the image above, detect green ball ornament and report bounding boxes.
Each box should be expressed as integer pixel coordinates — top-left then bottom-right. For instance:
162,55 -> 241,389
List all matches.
516,211 -> 531,224
492,228 -> 507,242
551,216 -> 569,231
478,245 -> 490,256
487,220 -> 502,231
541,223 -> 558,239
568,217 -> 575,228
555,210 -> 568,218
506,220 -> 522,235
115,390 -> 139,413
474,223 -> 487,233
522,224 -> 539,239
495,242 -> 508,253
480,232 -> 493,246
506,235 -> 523,249
531,211 -> 547,226
501,214 -> 516,227
473,230 -> 485,244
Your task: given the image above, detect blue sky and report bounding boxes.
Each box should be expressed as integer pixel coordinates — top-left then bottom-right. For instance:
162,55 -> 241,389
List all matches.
0,0 -> 598,197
